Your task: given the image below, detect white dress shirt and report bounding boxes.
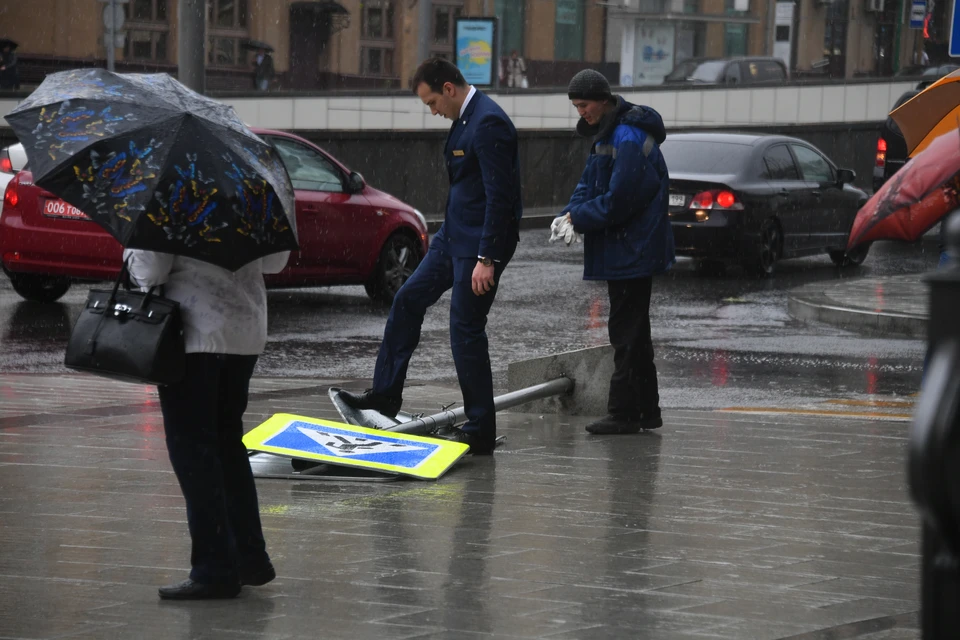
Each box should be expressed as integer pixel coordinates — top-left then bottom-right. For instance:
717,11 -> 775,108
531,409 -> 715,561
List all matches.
459,85 -> 477,119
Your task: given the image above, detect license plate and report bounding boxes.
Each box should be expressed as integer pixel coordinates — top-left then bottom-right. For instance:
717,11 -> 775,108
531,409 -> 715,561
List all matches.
42,198 -> 90,220
669,194 -> 686,207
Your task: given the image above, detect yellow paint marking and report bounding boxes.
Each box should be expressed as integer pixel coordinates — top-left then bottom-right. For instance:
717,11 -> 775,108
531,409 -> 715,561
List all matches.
824,399 -> 915,409
717,407 -> 912,420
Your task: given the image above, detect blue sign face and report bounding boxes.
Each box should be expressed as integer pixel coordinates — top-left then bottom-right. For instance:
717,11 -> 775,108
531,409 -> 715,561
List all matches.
264,420 -> 441,469
456,19 -> 496,86
951,0 -> 960,56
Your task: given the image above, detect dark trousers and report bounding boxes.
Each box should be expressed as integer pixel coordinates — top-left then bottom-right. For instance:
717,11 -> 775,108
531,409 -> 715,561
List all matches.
158,353 -> 269,584
607,277 -> 660,418
372,235 -> 515,446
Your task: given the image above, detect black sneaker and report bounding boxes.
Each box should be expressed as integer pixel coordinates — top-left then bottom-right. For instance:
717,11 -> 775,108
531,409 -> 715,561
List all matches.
338,389 -> 402,418
585,413 -> 662,434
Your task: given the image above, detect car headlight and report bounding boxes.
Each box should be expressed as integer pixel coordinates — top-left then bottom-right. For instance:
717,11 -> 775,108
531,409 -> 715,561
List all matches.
413,208 -> 427,230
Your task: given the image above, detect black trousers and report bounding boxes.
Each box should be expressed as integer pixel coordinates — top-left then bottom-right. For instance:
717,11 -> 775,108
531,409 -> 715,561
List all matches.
158,353 -> 270,584
607,277 -> 660,418
372,233 -> 516,447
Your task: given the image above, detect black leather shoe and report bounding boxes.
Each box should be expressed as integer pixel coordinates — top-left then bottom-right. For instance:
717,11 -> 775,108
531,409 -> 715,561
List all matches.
158,578 -> 241,600
240,563 -> 276,587
430,425 -> 495,455
585,413 -> 663,434
338,389 -> 402,418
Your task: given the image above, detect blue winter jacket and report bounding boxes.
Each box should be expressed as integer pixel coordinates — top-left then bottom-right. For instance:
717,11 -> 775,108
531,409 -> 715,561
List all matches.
566,97 -> 675,280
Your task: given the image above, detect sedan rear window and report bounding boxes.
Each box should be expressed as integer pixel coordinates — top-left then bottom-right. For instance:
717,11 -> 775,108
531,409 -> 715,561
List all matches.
660,140 -> 753,174
665,60 -> 726,83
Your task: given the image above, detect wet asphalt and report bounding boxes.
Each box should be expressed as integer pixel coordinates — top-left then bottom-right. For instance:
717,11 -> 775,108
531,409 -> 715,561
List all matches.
0,229 -> 940,411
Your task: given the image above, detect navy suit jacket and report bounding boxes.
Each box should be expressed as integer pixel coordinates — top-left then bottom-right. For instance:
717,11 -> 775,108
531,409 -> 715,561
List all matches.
439,90 -> 522,261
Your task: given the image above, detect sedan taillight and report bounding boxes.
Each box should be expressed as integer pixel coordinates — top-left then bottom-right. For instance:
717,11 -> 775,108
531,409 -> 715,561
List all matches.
876,138 -> 887,168
3,179 -> 18,210
689,189 -> 743,211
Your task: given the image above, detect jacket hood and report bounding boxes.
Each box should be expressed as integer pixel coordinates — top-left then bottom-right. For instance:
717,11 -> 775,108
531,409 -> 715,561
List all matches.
576,96 -> 667,145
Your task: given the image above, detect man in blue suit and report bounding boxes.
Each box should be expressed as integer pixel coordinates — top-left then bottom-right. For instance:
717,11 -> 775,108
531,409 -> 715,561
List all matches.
340,58 -> 522,454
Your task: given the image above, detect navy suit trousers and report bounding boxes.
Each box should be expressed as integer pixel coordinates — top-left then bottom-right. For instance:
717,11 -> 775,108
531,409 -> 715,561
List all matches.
372,233 -> 516,445
158,353 -> 270,584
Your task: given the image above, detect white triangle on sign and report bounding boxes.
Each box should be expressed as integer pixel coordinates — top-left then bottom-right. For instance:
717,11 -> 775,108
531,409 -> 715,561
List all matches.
297,426 -> 430,458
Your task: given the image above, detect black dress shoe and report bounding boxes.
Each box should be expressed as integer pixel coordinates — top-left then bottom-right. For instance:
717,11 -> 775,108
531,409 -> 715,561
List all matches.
585,413 -> 663,434
158,578 -> 241,600
430,426 -> 495,455
240,563 -> 276,587
338,389 -> 402,418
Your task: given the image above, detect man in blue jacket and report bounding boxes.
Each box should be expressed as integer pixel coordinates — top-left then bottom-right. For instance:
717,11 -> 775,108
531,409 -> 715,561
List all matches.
340,58 -> 522,454
562,69 -> 675,435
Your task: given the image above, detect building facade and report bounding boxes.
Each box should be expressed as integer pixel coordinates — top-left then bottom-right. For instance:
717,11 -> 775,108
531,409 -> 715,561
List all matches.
0,0 -> 609,91
604,0 -> 933,82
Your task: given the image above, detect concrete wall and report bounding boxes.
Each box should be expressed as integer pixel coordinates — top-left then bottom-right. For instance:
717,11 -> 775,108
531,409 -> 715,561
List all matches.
286,122 -> 882,217
0,84 -> 892,216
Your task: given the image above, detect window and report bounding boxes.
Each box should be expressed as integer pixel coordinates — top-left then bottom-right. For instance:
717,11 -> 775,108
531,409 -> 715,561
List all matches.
724,23 -> 748,56
361,47 -> 395,76
430,2 -> 463,57
362,2 -> 394,39
791,145 -> 834,183
659,140 -> 753,173
207,0 -> 249,67
271,138 -> 344,193
555,0 -> 585,60
496,0 -> 524,56
125,30 -> 169,61
208,0 -> 247,28
756,59 -> 786,81
122,0 -> 169,62
763,145 -> 800,180
724,62 -> 741,84
360,1 -> 396,75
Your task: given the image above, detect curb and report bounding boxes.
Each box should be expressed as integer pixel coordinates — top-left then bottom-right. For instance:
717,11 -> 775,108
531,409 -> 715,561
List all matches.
787,282 -> 927,338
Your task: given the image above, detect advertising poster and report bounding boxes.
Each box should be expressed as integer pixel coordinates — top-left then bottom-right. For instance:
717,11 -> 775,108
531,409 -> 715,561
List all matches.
634,23 -> 675,85
455,18 -> 497,87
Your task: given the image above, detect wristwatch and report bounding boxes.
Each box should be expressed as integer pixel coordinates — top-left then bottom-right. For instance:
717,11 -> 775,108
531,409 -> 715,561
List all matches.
478,256 -> 493,267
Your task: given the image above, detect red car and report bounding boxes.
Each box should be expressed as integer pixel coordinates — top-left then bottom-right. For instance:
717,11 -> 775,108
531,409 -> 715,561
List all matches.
0,128 -> 429,303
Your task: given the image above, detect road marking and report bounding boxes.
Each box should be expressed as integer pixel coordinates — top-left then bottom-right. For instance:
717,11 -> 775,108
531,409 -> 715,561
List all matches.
717,407 -> 912,421
824,399 -> 915,409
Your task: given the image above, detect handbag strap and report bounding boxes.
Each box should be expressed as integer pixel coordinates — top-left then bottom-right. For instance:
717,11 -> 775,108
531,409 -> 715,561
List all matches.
83,259 -> 160,357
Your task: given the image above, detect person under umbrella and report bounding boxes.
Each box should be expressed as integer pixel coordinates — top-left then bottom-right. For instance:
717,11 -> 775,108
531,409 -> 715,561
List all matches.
124,238 -> 291,599
6,68 -> 299,599
0,38 -> 18,90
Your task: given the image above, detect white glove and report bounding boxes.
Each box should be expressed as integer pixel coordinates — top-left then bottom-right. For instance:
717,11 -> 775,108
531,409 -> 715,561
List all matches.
549,213 -> 580,246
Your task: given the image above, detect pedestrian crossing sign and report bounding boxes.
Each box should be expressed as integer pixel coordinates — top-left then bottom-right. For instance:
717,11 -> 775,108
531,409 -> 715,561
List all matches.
243,413 -> 470,480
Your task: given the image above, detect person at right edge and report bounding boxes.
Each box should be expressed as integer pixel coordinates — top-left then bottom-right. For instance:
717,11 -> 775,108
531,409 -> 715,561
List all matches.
560,69 -> 675,435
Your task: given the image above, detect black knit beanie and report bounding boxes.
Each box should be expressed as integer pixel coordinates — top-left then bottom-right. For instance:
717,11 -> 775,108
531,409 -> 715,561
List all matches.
567,69 -> 612,101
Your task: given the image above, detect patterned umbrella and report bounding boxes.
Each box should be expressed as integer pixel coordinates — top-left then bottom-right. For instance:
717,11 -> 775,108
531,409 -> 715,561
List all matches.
847,128 -> 960,250
5,68 -> 298,271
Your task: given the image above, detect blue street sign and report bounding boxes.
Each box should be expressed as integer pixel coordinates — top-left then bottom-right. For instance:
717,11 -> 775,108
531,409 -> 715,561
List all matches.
951,0 -> 960,56
910,0 -> 926,29
243,413 -> 470,479
265,420 -> 439,467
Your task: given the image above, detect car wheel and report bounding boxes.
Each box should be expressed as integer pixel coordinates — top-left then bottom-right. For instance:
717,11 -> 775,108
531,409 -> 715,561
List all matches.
8,273 -> 72,303
750,219 -> 783,276
364,233 -> 420,304
829,242 -> 870,267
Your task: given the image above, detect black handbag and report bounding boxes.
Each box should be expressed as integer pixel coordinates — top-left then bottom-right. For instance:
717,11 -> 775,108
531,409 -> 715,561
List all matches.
64,263 -> 186,385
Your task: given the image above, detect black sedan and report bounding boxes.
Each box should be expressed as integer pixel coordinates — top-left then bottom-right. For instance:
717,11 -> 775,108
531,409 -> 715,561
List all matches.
662,133 -> 869,275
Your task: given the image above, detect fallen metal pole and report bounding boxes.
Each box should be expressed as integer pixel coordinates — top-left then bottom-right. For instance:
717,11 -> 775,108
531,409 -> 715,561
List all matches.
385,377 -> 574,434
